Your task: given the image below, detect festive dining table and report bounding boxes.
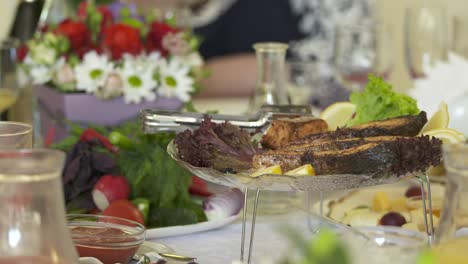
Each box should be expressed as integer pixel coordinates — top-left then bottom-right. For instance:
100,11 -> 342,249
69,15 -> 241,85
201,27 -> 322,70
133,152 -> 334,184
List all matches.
157,208 -> 310,264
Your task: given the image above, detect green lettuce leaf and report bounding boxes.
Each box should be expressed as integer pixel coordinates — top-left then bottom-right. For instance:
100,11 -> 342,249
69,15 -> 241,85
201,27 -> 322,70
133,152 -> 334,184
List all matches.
348,75 -> 419,126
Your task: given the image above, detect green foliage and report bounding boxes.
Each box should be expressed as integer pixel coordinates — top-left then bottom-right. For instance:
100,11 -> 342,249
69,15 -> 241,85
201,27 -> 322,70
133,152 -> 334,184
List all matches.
51,120 -> 206,228
117,131 -> 206,227
280,228 -> 351,264
416,249 -> 437,264
348,75 -> 420,126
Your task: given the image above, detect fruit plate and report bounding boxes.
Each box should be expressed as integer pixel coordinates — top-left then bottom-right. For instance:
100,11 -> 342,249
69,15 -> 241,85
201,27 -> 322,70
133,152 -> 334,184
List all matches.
312,181 -> 445,233
145,213 -> 239,239
167,140 -> 405,192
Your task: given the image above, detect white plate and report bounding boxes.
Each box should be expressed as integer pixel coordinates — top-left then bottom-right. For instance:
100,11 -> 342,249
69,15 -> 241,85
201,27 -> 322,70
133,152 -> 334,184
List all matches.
145,214 -> 239,239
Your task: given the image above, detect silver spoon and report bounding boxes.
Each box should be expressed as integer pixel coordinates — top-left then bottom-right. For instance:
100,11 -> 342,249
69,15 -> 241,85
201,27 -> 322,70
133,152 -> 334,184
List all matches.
133,252 -> 197,262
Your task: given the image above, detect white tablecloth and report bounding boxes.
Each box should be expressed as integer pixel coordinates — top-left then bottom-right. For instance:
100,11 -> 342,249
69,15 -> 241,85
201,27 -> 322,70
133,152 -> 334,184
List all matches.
155,211 -> 312,264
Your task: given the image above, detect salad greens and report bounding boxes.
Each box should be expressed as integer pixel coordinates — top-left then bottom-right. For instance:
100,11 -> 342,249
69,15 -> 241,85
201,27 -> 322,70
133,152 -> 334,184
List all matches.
348,75 -> 420,126
52,121 -> 206,228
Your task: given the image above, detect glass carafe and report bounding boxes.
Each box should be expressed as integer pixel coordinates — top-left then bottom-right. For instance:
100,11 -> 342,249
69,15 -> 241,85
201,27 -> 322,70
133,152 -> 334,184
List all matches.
0,149 -> 79,263
433,143 -> 468,263
247,42 -> 290,114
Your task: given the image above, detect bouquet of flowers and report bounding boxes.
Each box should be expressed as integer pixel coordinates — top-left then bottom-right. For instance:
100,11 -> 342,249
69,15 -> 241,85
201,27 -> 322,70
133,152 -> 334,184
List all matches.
19,1 -> 206,104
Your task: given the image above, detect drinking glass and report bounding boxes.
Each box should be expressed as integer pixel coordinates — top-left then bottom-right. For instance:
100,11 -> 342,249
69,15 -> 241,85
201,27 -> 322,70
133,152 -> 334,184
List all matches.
404,4 -> 449,79
0,38 -> 20,120
334,22 -> 392,91
452,16 -> 468,59
286,60 -> 319,106
247,42 -> 290,114
433,143 -> 468,263
0,149 -> 79,263
0,121 -> 32,149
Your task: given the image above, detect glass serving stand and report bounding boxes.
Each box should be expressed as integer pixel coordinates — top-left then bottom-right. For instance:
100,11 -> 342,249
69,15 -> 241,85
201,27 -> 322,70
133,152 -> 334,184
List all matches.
141,108 -> 437,264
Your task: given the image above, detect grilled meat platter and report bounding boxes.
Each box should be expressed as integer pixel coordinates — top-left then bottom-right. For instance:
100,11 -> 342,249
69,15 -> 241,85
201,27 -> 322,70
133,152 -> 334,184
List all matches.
174,111 -> 443,178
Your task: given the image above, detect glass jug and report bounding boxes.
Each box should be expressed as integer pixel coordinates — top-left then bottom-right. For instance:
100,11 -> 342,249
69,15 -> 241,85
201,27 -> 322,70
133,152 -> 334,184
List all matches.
247,42 -> 291,114
0,149 -> 79,263
433,143 -> 468,263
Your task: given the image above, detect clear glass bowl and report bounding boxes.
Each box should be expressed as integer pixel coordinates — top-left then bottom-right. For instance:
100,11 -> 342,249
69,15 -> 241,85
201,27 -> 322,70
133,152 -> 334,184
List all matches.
68,214 -> 146,264
341,226 -> 427,264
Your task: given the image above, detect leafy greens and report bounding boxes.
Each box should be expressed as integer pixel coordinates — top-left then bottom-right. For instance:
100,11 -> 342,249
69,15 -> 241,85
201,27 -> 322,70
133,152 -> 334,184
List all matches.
348,75 -> 419,126
52,121 -> 206,228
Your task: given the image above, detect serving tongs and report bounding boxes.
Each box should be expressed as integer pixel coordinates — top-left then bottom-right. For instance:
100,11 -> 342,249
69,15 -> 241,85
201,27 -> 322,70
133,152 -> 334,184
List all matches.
141,104 -> 314,133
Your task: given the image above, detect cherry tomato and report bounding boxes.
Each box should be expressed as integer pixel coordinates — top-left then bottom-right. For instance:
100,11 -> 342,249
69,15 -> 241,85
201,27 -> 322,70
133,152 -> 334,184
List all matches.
102,200 -> 145,225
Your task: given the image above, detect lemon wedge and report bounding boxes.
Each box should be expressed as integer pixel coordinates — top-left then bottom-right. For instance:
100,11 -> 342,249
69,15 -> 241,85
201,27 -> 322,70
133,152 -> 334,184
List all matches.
421,128 -> 466,144
285,164 -> 316,176
319,102 -> 356,131
419,102 -> 449,134
251,165 -> 282,177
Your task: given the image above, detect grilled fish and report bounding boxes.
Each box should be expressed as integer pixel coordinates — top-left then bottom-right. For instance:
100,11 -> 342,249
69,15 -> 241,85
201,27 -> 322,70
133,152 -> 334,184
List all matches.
253,135 -> 442,176
254,136 -> 410,171
261,117 -> 328,149
288,111 -> 428,147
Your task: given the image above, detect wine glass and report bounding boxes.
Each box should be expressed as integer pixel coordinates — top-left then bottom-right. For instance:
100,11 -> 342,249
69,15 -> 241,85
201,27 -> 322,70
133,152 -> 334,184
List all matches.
433,143 -> 468,262
404,4 -> 449,79
0,38 -> 20,120
286,60 -> 319,107
452,16 -> 468,59
0,121 -> 32,149
334,22 -> 393,91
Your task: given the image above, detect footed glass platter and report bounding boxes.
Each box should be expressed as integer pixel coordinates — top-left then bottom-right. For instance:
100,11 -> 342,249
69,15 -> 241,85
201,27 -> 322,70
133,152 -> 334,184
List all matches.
167,140 -> 404,191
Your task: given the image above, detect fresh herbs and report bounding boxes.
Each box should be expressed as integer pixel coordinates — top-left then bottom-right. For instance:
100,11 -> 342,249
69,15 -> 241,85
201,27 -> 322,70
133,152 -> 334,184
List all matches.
116,131 -> 207,227
348,75 -> 420,126
53,121 -> 206,228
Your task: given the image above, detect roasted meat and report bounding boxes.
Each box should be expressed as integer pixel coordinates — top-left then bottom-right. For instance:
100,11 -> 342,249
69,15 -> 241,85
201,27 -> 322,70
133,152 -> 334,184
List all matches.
261,117 -> 328,149
288,111 -> 428,147
253,135 -> 442,176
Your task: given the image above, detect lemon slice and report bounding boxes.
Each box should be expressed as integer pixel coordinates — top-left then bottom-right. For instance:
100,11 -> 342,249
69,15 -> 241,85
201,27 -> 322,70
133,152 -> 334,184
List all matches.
419,102 -> 449,134
285,164 -> 316,176
251,165 -> 282,177
319,102 -> 356,131
421,128 -> 466,144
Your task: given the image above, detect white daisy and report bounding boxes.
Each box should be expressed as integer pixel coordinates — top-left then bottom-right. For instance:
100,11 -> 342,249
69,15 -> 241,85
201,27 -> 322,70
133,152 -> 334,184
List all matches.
29,65 -> 52,85
120,57 -> 157,104
158,57 -> 194,102
74,51 -> 114,93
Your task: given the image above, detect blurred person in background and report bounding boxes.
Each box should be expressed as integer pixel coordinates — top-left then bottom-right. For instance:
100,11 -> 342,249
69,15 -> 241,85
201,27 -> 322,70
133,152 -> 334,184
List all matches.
190,0 -> 374,106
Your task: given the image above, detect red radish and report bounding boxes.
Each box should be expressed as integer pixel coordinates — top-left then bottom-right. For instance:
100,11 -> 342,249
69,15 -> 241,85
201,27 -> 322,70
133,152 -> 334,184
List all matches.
92,175 -> 130,211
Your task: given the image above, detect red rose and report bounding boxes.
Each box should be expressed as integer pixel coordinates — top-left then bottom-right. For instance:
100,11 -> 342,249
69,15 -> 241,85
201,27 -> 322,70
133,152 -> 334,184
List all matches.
146,22 -> 179,56
55,19 -> 92,54
78,2 -> 114,29
16,44 -> 28,62
102,23 -> 143,60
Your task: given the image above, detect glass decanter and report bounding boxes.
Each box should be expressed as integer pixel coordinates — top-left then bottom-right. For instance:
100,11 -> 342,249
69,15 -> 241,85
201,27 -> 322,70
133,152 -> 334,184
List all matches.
0,149 -> 79,263
433,143 -> 468,263
247,42 -> 291,114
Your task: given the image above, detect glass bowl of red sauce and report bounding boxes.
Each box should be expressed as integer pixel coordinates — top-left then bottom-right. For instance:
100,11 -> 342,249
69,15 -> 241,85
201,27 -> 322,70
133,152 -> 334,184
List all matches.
67,214 -> 145,264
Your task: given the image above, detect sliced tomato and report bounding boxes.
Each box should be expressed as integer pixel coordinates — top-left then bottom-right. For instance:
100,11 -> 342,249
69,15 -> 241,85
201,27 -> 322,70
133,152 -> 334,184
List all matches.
102,199 -> 145,225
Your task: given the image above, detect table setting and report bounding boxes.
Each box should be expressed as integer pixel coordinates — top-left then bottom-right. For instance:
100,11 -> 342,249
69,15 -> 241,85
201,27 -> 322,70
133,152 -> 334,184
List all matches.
1,1 -> 468,264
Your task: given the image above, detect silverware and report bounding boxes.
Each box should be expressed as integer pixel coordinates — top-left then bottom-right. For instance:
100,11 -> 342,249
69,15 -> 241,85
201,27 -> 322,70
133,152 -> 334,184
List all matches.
141,104 -> 314,133
133,252 -> 197,262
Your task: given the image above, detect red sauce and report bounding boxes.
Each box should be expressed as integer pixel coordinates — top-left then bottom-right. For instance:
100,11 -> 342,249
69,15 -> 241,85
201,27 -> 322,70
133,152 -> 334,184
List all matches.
0,256 -> 63,264
70,226 -> 142,264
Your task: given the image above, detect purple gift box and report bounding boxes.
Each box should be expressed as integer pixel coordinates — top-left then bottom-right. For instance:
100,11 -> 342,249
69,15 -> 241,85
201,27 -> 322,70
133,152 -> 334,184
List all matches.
34,85 -> 183,143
